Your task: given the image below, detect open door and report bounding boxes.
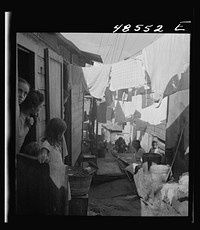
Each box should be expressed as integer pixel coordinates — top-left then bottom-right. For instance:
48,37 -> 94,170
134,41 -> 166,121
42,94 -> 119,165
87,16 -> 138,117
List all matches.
17,45 -> 35,152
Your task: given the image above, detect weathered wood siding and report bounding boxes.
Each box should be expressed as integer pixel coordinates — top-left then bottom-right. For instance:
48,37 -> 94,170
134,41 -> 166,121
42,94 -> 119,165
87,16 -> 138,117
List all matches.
17,33 -> 64,145
48,49 -> 63,119
165,89 -> 189,178
17,33 -> 48,145
71,84 -> 83,165
35,55 -> 47,144
17,33 -> 91,165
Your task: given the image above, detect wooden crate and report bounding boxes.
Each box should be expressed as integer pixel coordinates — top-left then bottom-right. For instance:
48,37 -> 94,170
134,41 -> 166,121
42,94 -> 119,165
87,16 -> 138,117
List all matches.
69,194 -> 88,216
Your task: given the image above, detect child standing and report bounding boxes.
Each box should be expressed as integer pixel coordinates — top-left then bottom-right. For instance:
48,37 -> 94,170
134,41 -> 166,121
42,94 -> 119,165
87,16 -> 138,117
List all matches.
38,118 -> 67,164
38,118 -> 71,210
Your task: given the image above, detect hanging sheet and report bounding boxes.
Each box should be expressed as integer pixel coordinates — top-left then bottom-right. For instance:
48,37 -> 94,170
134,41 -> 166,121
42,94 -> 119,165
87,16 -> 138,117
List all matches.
82,64 -> 111,98
109,58 -> 146,91
97,101 -> 107,123
67,63 -> 111,99
140,96 -> 168,125
114,101 -> 126,123
142,34 -> 190,99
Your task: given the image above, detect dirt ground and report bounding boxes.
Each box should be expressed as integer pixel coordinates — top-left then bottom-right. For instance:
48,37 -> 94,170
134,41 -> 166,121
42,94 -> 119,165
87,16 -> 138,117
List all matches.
87,177 -> 152,216
87,176 -> 183,216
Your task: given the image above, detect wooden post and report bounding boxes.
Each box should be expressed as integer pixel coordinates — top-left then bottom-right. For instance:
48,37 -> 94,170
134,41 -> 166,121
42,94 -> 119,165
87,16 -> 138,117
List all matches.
44,48 -> 50,124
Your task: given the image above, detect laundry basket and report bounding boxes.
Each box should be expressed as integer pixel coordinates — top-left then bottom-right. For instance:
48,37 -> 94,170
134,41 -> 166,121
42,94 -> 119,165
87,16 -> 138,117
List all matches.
68,167 -> 92,196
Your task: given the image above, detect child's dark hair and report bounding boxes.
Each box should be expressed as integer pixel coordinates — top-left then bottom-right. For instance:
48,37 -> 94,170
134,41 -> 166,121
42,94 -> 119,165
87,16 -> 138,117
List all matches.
20,89 -> 44,110
43,118 -> 67,146
152,140 -> 158,145
132,140 -> 141,149
18,77 -> 30,89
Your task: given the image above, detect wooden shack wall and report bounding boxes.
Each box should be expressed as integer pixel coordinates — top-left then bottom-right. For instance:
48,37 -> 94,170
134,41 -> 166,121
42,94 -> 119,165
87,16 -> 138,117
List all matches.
17,33 -> 48,145
165,89 -> 189,178
17,33 -> 92,166
71,84 -> 84,165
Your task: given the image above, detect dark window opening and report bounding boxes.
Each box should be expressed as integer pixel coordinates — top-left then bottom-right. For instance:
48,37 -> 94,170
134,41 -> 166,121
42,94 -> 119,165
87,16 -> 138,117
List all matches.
18,45 -> 36,152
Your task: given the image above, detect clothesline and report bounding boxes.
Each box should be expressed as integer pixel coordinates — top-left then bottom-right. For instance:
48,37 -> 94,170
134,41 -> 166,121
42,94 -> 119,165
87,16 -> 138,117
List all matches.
67,34 -> 190,100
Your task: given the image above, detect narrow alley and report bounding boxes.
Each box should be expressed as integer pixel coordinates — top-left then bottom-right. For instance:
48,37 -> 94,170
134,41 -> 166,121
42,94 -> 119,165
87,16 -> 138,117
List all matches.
14,32 -> 190,220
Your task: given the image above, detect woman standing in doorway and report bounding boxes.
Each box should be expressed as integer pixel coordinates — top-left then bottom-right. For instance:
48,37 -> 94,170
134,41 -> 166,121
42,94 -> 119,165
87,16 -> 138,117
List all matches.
18,89 -> 44,153
18,77 -> 30,105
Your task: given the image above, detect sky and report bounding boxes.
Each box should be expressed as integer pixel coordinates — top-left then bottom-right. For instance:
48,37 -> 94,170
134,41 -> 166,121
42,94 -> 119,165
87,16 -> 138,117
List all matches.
61,33 -> 163,64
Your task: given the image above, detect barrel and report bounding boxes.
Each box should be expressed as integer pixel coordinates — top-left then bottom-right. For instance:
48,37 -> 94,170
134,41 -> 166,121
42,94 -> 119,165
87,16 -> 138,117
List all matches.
142,153 -> 161,169
150,165 -> 170,184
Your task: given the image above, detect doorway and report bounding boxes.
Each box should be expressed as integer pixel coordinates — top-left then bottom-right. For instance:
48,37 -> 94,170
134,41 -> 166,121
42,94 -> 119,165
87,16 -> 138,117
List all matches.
18,45 -> 36,152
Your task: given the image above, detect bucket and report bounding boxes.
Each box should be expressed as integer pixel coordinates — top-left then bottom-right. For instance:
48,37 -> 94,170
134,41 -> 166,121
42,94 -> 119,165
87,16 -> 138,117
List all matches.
142,153 -> 161,169
150,165 -> 170,183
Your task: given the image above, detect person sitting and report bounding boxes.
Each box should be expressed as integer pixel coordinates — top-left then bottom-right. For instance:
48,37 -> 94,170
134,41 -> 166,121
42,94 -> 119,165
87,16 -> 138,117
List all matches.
132,140 -> 145,164
149,140 -> 160,154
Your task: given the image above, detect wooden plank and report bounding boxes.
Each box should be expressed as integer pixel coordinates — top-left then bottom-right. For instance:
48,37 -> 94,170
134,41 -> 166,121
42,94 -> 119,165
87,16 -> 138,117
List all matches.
17,33 -> 45,57
37,120 -> 46,142
72,53 -> 79,66
49,56 -> 62,119
72,112 -> 83,122
38,104 -> 46,121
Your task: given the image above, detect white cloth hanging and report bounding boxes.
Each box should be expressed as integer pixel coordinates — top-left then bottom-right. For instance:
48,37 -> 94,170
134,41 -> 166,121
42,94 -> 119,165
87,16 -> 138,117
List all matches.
82,64 -> 111,98
109,58 -> 146,91
142,34 -> 190,99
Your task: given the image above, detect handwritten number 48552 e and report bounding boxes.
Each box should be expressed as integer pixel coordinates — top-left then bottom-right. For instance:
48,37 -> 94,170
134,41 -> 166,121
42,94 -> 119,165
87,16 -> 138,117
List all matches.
113,22 -> 190,33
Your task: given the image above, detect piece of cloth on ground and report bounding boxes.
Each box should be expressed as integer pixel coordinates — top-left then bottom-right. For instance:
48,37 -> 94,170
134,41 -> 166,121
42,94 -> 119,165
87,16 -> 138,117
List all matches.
125,163 -> 139,174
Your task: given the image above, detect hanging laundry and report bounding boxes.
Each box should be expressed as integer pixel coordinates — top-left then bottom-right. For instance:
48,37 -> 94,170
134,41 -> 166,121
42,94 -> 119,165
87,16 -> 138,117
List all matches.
109,58 -> 146,91
116,89 -> 128,101
142,34 -> 190,100
140,96 -> 168,126
82,64 -> 111,99
106,106 -> 114,122
97,101 -> 107,123
114,101 -> 126,123
127,88 -> 132,101
104,86 -> 113,106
